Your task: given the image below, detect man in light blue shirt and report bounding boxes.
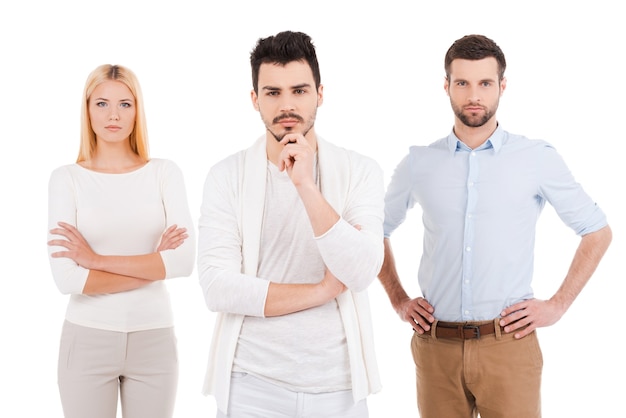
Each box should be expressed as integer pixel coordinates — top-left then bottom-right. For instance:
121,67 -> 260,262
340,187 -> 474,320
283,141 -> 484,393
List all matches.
378,34 -> 612,418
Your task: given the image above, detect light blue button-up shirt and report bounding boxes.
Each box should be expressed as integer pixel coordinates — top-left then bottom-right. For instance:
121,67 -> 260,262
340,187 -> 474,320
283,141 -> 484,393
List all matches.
383,125 -> 607,321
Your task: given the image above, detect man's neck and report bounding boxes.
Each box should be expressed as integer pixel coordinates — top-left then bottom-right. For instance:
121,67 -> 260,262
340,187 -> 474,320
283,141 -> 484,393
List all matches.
453,119 -> 498,149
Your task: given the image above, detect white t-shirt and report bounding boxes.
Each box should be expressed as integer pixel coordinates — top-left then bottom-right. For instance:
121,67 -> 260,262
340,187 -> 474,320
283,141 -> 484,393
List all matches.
47,158 -> 195,332
232,160 -> 350,392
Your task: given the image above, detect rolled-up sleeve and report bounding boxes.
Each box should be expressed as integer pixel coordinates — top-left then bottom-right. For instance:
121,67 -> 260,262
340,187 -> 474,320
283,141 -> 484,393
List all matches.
47,167 -> 89,295
158,161 -> 196,278
197,159 -> 269,317
382,152 -> 415,239
538,144 -> 608,236
315,156 -> 385,292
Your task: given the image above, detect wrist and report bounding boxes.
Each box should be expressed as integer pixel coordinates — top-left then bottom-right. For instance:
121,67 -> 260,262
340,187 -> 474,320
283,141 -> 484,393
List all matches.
548,294 -> 571,315
318,274 -> 344,302
91,254 -> 105,271
295,180 -> 318,194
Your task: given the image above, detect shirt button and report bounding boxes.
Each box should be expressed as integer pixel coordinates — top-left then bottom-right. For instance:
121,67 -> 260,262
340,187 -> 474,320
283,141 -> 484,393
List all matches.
465,246 -> 471,252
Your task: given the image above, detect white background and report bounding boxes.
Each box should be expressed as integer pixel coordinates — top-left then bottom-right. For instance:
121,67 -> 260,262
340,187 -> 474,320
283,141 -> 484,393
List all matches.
1,1 -> 623,417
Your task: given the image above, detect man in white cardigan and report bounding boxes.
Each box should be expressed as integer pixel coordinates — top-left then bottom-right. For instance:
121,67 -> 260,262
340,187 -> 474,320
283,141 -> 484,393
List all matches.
198,31 -> 385,417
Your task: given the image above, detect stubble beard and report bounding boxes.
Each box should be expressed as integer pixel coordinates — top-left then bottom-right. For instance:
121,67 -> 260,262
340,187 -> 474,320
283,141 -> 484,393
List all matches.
264,110 -> 317,142
452,100 -> 498,128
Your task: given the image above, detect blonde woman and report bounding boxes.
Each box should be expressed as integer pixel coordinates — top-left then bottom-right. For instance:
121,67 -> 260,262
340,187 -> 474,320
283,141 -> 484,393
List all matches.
47,64 -> 195,418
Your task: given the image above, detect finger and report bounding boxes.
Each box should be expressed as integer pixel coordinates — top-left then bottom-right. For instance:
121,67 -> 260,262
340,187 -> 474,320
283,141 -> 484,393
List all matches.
49,228 -> 71,239
53,223 -> 84,242
163,225 -> 177,234
280,133 -> 304,145
277,157 -> 286,171
160,227 -> 176,241
57,222 -> 79,235
412,317 -> 426,334
502,315 -> 529,333
514,323 -> 534,339
414,306 -> 434,325
417,313 -> 432,330
166,230 -> 187,241
417,297 -> 435,312
50,251 -> 70,258
282,156 -> 294,170
501,300 -> 528,317
158,235 -> 188,251
279,143 -> 297,157
499,308 -> 528,327
48,239 -> 72,248
169,236 -> 188,247
172,229 -> 189,240
163,231 -> 183,241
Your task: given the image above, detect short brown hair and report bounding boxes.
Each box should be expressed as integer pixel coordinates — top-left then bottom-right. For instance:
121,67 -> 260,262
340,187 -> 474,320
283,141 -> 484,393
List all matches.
444,34 -> 506,81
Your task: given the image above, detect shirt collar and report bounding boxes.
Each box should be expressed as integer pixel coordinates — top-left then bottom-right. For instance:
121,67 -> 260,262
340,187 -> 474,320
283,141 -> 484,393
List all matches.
446,124 -> 505,155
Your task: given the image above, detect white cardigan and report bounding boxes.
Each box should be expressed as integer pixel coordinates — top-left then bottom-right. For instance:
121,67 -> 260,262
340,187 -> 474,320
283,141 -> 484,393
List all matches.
198,136 -> 384,414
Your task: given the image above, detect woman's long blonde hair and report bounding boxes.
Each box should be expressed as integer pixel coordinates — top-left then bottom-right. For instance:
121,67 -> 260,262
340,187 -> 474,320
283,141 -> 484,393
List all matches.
76,64 -> 149,163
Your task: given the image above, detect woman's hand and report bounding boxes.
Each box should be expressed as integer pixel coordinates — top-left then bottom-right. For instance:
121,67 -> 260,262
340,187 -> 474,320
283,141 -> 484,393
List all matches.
48,222 -> 100,269
157,225 -> 188,252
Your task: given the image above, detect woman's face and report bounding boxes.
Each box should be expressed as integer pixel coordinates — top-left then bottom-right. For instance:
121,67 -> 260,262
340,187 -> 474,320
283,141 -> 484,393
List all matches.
88,80 -> 136,145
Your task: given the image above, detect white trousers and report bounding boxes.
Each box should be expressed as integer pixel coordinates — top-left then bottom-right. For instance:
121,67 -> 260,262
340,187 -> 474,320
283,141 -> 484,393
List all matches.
217,372 -> 368,418
57,320 -> 178,418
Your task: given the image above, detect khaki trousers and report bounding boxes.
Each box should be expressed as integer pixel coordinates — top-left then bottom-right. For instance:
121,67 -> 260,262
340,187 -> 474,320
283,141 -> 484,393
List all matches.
57,320 -> 178,418
411,319 -> 543,418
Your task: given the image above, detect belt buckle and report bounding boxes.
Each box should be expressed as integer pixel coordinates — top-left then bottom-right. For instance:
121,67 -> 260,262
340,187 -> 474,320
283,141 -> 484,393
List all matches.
463,324 -> 481,339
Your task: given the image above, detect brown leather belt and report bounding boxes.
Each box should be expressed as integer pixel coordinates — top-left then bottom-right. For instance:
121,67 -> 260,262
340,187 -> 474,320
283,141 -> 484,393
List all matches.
424,321 -> 500,340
